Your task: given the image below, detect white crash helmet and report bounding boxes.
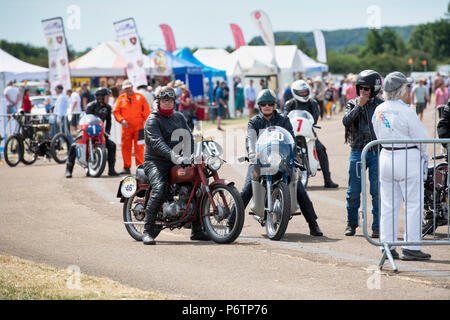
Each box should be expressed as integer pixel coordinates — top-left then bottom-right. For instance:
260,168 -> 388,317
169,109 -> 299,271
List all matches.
291,80 -> 311,102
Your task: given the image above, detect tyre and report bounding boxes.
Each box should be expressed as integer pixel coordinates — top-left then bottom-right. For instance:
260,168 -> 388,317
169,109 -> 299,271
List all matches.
50,133 -> 70,164
123,194 -> 161,241
4,135 -> 23,167
87,145 -> 106,177
266,181 -> 291,241
21,137 -> 37,165
201,184 -> 245,244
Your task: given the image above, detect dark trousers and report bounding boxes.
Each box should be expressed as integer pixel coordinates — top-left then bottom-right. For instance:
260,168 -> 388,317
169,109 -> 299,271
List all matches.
316,139 -> 332,183
240,165 -> 318,224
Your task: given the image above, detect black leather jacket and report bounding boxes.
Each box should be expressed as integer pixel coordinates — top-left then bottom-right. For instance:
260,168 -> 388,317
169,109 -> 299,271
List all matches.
246,110 -> 295,157
283,98 -> 320,124
342,97 -> 383,150
437,102 -> 450,139
86,101 -> 112,136
144,111 -> 193,163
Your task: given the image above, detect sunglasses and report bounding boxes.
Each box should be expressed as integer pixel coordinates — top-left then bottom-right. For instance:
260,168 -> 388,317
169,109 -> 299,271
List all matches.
160,91 -> 175,98
259,102 -> 275,107
359,86 -> 371,92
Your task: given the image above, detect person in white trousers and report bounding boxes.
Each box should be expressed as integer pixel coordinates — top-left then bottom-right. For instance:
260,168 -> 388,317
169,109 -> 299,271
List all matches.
372,71 -> 431,261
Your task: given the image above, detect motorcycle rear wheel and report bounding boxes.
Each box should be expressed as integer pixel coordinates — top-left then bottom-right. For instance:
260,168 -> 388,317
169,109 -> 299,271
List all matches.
266,181 -> 291,241
123,194 -> 161,241
201,184 -> 245,244
50,133 -> 70,164
87,145 -> 106,177
4,135 -> 23,167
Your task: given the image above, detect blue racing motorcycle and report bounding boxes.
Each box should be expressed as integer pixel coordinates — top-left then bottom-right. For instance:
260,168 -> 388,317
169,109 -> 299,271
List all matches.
239,126 -> 300,240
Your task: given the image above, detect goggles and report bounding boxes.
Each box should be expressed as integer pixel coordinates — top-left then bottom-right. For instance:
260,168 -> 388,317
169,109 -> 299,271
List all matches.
159,91 -> 176,99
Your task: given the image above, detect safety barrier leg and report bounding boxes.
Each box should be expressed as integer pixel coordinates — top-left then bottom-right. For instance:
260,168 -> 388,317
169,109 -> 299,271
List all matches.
378,243 -> 398,273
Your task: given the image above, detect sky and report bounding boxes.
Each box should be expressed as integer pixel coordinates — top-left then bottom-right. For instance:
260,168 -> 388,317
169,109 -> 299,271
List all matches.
0,0 -> 448,51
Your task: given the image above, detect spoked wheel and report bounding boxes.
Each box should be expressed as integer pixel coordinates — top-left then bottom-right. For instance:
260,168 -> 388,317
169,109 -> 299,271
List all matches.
87,145 -> 106,177
21,137 -> 37,165
4,135 -> 23,167
266,181 -> 291,241
123,193 -> 161,241
50,133 -> 70,164
201,184 -> 245,244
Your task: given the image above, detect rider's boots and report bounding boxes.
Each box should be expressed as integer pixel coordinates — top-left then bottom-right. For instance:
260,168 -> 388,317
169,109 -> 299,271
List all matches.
142,213 -> 157,245
108,158 -> 120,177
65,162 -> 73,178
190,214 -> 210,241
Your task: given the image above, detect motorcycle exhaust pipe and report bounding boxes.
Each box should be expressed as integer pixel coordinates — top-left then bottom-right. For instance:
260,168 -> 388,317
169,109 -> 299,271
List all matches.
250,180 -> 265,218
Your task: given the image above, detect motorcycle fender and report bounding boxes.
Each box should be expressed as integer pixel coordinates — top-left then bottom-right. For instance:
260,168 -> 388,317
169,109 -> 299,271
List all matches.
288,178 -> 299,214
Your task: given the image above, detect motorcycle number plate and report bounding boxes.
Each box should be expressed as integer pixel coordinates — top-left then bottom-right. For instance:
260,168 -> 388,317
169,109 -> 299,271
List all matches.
121,177 -> 137,198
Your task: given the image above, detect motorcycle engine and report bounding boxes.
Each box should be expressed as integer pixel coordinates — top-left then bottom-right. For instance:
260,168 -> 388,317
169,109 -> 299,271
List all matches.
160,185 -> 194,221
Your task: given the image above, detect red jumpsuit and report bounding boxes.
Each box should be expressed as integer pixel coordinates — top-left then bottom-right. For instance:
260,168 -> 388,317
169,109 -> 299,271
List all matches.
113,92 -> 150,169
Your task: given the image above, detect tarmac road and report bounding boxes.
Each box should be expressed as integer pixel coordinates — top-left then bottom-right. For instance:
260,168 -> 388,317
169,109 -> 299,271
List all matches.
0,106 -> 449,299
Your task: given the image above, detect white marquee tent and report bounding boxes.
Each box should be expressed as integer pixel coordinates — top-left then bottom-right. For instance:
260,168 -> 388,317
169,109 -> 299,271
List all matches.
69,41 -> 152,77
0,48 -> 49,94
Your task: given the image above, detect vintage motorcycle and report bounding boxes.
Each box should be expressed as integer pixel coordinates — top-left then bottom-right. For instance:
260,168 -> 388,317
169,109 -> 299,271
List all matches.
74,114 -> 107,177
422,153 -> 449,236
287,110 -> 320,188
117,137 -> 245,244
239,126 -> 300,241
3,112 -> 70,167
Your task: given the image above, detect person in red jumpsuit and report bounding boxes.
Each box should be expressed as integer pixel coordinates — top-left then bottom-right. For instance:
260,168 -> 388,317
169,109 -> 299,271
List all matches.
113,80 -> 150,174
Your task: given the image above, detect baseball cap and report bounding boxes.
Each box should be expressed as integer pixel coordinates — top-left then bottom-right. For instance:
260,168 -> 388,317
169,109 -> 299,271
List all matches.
122,80 -> 133,89
383,72 -> 408,92
55,84 -> 63,90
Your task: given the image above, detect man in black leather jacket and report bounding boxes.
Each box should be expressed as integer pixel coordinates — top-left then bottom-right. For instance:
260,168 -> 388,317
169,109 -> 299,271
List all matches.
65,87 -> 119,178
284,80 -> 338,188
141,86 -> 207,245
241,89 -> 323,236
342,70 -> 383,237
437,100 -> 450,140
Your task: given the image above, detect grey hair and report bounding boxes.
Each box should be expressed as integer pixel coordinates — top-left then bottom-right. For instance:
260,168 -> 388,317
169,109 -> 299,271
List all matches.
382,83 -> 407,101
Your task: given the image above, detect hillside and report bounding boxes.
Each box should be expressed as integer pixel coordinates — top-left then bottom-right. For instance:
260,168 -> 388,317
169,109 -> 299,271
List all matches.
249,26 -> 415,51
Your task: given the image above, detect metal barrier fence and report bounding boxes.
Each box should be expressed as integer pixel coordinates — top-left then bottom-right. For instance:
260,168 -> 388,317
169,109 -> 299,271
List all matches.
361,139 -> 450,272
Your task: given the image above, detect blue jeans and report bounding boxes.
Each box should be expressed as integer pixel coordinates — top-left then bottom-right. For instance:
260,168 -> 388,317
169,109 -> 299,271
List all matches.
346,149 -> 379,230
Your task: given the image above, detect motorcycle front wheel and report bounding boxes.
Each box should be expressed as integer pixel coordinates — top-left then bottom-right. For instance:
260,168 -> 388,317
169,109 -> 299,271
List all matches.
50,133 -> 70,164
201,184 -> 245,244
266,181 -> 291,241
4,134 -> 23,167
87,145 -> 106,177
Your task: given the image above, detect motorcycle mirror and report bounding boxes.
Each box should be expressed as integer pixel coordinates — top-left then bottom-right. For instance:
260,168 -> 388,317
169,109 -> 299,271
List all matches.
237,156 -> 248,163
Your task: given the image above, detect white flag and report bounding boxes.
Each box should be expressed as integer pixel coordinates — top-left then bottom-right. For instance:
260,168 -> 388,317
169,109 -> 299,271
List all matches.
313,30 -> 327,63
113,18 -> 147,88
42,17 -> 71,93
250,10 -> 277,67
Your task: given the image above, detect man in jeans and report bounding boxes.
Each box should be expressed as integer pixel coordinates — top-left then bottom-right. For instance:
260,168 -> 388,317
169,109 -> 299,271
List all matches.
410,78 -> 429,121
342,70 -> 383,237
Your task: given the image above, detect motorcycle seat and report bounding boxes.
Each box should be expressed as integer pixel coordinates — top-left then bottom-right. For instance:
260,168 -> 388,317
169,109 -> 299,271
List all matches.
136,165 -> 149,184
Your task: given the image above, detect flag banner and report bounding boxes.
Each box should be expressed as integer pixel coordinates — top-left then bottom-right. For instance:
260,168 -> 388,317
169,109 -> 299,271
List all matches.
313,29 -> 327,63
159,24 -> 177,53
250,10 -> 277,66
42,17 -> 71,93
113,17 -> 147,87
230,24 -> 246,50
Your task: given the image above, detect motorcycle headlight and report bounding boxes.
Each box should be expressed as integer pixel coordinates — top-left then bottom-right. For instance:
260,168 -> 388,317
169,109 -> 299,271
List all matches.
206,156 -> 223,171
267,153 -> 282,168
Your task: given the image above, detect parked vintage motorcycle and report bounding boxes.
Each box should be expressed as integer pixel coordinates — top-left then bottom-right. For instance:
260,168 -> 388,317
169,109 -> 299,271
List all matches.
287,110 -> 320,188
239,126 -> 300,240
117,137 -> 245,244
74,114 -> 107,177
3,112 -> 69,167
422,153 -> 449,236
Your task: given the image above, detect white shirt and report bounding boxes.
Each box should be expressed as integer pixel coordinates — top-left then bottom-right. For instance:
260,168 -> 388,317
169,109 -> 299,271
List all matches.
3,85 -> 19,105
54,93 -> 69,122
372,100 -> 428,152
138,89 -> 154,110
69,92 -> 82,114
244,85 -> 256,102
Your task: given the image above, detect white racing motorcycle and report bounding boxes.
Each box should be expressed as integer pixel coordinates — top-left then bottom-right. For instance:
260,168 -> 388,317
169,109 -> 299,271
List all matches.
287,110 -> 320,187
